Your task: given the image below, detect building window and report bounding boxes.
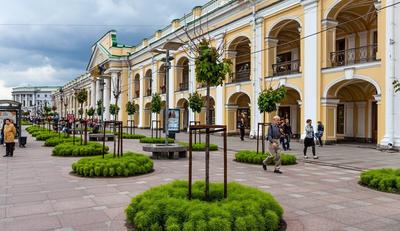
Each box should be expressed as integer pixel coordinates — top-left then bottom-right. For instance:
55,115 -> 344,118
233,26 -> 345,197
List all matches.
30,101 -> 33,106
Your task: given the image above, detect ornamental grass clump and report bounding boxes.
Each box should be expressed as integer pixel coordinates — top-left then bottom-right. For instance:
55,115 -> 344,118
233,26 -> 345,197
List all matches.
52,142 -> 108,157
235,150 -> 297,165
179,142 -> 218,151
360,168 -> 400,193
139,137 -> 174,144
126,180 -> 284,231
71,152 -> 153,177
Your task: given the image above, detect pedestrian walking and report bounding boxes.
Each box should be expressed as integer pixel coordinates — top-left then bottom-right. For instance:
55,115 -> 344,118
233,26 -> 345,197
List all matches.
316,121 -> 324,147
279,119 -> 288,151
262,115 -> 283,174
304,119 -> 318,159
3,119 -> 16,157
284,118 -> 293,150
239,115 -> 245,141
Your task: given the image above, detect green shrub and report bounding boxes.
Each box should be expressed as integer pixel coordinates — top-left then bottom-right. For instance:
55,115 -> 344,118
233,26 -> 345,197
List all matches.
235,150 -> 297,166
123,134 -> 146,139
140,137 -> 174,144
21,120 -> 33,126
71,152 -> 153,177
179,142 -> 218,151
126,181 -> 283,231
35,132 -> 59,141
360,168 -> 400,193
44,136 -> 81,147
52,142 -> 109,157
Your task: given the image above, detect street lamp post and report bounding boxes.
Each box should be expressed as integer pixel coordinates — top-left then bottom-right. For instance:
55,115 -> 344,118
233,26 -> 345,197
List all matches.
151,41 -> 184,145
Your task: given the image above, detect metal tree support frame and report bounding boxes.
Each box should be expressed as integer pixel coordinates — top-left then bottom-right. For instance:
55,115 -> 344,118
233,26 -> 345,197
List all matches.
102,121 -> 123,159
188,125 -> 227,200
256,122 -> 270,154
151,120 -> 161,138
126,119 -> 135,135
189,121 -> 201,143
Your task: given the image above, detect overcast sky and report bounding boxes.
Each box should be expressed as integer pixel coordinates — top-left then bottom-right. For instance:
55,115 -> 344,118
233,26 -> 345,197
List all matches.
0,0 -> 209,99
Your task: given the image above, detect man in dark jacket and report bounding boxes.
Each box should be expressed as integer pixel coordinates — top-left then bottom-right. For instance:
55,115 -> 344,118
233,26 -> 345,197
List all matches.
262,115 -> 283,174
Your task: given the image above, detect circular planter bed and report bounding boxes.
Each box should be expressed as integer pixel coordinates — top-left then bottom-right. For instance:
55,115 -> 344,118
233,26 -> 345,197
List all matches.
126,180 -> 284,231
360,168 -> 400,193
35,132 -> 59,141
235,150 -> 297,166
44,136 -> 82,147
179,142 -> 218,151
71,152 -> 153,177
139,137 -> 174,144
52,142 -> 109,157
123,134 -> 146,139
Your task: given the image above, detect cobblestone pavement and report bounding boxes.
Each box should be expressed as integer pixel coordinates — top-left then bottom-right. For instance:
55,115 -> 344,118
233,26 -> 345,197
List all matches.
0,128 -> 399,231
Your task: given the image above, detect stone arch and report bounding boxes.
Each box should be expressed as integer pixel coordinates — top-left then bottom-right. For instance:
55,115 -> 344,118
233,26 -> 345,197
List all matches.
323,75 -> 381,99
177,98 -> 189,130
227,92 -> 251,133
227,36 -> 251,83
144,69 -> 152,96
176,57 -> 189,91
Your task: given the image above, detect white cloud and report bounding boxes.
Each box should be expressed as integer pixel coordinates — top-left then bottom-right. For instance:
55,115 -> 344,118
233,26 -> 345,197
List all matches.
0,80 -> 12,99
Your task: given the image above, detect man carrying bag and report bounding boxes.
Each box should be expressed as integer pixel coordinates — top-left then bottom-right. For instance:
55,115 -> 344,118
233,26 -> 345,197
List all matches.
262,115 -> 283,174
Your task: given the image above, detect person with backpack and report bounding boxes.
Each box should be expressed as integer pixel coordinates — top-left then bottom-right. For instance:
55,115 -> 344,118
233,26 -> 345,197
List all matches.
316,121 -> 324,147
262,115 -> 283,174
304,119 -> 318,159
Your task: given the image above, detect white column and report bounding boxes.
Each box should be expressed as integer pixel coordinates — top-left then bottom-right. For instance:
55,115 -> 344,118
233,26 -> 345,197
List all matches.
215,33 -> 225,126
95,78 -> 101,108
393,2 -> 400,147
110,72 -> 118,105
90,78 -> 96,108
301,0 -> 319,137
138,67 -> 145,128
168,63 -> 175,108
103,77 -> 111,120
381,0 -> 396,146
128,72 -> 132,101
151,61 -> 158,123
188,58 -> 196,125
250,17 -> 264,138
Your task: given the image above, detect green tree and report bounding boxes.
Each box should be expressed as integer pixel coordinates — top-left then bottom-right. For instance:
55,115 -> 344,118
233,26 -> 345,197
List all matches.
151,93 -> 162,129
109,104 -> 120,117
258,86 -> 287,124
87,107 -> 95,119
194,39 -> 231,200
188,91 -> 203,123
96,100 -> 104,117
77,89 -> 88,120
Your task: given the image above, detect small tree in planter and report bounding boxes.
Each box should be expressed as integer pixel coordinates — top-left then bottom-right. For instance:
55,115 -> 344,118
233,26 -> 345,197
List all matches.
109,104 -> 120,120
76,89 -> 88,121
126,101 -> 136,134
257,86 -> 286,154
188,91 -> 203,143
96,100 -> 104,118
87,107 -> 95,120
194,39 -> 231,200
151,93 -> 162,137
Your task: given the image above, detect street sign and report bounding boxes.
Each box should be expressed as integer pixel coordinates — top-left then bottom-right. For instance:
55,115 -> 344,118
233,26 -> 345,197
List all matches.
167,109 -> 180,133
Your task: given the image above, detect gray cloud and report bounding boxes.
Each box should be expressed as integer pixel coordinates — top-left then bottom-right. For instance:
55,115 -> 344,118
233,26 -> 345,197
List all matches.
0,0 -> 208,98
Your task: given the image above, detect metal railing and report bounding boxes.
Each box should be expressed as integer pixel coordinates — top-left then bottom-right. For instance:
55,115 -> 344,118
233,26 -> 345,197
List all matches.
160,85 -> 166,94
229,70 -> 250,83
272,59 -> 300,76
330,45 -> 377,67
145,89 -> 152,97
135,90 -> 140,98
179,82 -> 189,91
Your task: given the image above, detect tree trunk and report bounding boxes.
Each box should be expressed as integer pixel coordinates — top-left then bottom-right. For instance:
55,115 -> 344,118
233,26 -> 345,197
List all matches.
80,103 -> 83,145
205,85 -> 210,201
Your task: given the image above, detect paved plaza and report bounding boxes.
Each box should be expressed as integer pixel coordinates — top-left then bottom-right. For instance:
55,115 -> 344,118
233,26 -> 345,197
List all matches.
0,128 -> 400,231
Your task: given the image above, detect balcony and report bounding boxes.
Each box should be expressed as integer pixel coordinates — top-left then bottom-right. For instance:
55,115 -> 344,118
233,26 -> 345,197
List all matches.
330,45 -> 377,67
229,70 -> 250,83
145,89 -> 152,97
160,85 -> 166,94
272,60 -> 300,76
179,82 -> 189,91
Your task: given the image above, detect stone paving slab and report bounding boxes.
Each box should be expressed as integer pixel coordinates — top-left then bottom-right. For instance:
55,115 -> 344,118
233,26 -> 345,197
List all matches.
0,129 -> 399,230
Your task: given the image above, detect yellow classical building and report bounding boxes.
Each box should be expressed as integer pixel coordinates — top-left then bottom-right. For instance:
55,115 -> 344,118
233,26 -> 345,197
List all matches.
53,0 -> 400,148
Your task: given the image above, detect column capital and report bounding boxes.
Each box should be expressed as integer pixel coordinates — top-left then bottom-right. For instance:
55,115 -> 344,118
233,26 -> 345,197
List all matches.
373,94 -> 382,104
321,19 -> 338,30
104,67 -> 122,75
301,0 -> 318,10
265,37 -> 279,46
320,98 -> 340,106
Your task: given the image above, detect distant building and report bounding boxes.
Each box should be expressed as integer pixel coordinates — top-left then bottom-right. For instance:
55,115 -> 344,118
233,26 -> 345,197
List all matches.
12,86 -> 61,116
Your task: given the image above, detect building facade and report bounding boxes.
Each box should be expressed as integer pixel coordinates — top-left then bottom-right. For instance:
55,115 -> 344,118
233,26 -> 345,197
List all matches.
12,86 -> 61,116
53,0 -> 400,148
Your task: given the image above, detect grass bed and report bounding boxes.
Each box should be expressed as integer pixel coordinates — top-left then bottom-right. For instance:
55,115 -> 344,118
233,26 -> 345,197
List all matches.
126,180 -> 283,231
235,150 -> 297,166
44,136 -> 82,147
71,152 -> 153,177
139,137 -> 174,144
179,142 -> 218,151
360,168 -> 400,194
52,142 -> 108,157
122,134 -> 146,139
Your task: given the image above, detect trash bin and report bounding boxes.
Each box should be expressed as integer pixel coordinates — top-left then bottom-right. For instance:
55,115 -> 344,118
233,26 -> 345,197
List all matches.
19,136 -> 27,148
168,133 -> 176,139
